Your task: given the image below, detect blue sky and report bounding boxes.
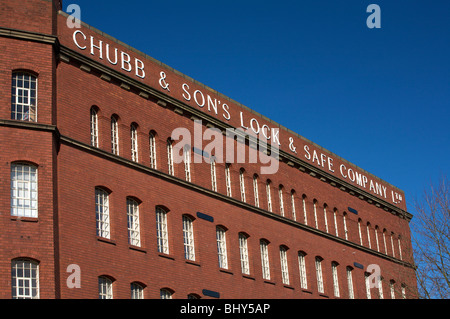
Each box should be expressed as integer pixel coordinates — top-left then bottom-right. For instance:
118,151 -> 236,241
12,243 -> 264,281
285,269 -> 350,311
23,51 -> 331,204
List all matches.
67,0 -> 450,216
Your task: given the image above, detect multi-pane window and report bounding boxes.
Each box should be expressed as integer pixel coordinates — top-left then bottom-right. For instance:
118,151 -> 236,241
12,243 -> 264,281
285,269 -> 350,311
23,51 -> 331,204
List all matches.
333,209 -> 339,237
302,195 -> 308,225
11,72 -> 37,121
95,188 -> 110,239
401,284 -> 407,299
156,207 -> 169,254
280,246 -> 290,285
298,251 -> 308,289
11,163 -> 38,218
313,200 -> 318,229
225,164 -> 232,197
216,226 -> 228,269
90,107 -> 98,147
130,124 -> 138,162
347,266 -> 354,299
111,115 -> 119,155
315,256 -> 324,293
11,259 -> 39,299
323,204 -> 329,233
375,226 -> 380,252
278,185 -> 285,216
239,233 -> 250,275
366,223 -> 372,249
266,180 -> 272,212
131,282 -> 144,299
184,145 -> 191,182
398,236 -> 403,260
343,213 -> 349,240
167,139 -> 174,176
365,272 -> 372,299
253,174 -> 260,208
239,169 -> 246,202
290,190 -> 296,220
390,233 -> 396,257
358,219 -> 363,245
98,276 -> 113,299
378,277 -> 384,299
260,239 -> 270,280
183,215 -> 195,261
127,198 -> 140,247
160,289 -> 172,299
211,157 -> 217,191
390,280 -> 396,299
332,261 -> 340,297
149,131 -> 157,169
383,229 -> 388,254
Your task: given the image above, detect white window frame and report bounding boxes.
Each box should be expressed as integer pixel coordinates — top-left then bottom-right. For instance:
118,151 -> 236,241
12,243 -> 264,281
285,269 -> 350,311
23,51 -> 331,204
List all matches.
315,257 -> 324,293
127,198 -> 140,247
390,281 -> 396,299
298,252 -> 308,289
131,124 -> 138,162
323,204 -> 329,233
95,188 -> 110,239
131,282 -> 144,299
225,164 -> 232,197
184,145 -> 191,182
367,223 -> 372,249
98,276 -> 113,299
266,181 -> 272,212
11,163 -> 38,218
216,226 -> 228,269
302,195 -> 308,225
149,132 -> 157,169
343,213 -> 348,240
90,107 -> 99,147
290,191 -> 296,220
280,246 -> 290,285
313,200 -> 318,229
211,158 -> 217,191
260,240 -> 270,280
365,273 -> 372,299
239,169 -> 246,202
347,267 -> 354,299
183,215 -> 195,261
11,259 -> 39,299
239,233 -> 250,275
167,139 -> 174,176
253,174 -> 260,208
11,72 -> 37,122
111,116 -> 119,155
333,209 -> 339,237
156,207 -> 169,254
332,261 -> 340,297
278,186 -> 285,216
160,289 -> 172,299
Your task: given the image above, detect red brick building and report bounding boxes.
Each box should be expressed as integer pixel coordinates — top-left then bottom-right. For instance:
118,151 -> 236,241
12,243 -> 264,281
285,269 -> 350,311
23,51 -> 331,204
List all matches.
0,0 -> 417,299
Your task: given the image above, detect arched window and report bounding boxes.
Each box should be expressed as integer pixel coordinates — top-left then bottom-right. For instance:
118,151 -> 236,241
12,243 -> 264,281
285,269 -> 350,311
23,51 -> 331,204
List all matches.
225,164 -> 232,197
290,190 -> 296,220
358,219 -> 363,245
210,156 -> 217,191
167,138 -> 174,176
315,256 -> 324,293
95,187 -> 110,239
280,245 -> 290,285
149,130 -> 157,169
239,232 -> 250,275
98,276 -> 114,299
302,194 -> 308,225
130,123 -> 138,162
11,258 -> 39,299
332,261 -> 340,297
375,226 -> 380,252
366,222 -> 372,249
346,266 -> 354,299
183,215 -> 195,261
11,71 -> 37,122
156,206 -> 169,254
253,174 -> 260,208
127,197 -> 140,247
131,282 -> 144,299
323,203 -> 329,233
184,145 -> 191,182
90,106 -> 99,147
216,226 -> 228,269
278,185 -> 285,216
298,251 -> 308,289
239,168 -> 246,202
260,239 -> 270,280
313,199 -> 318,229
160,288 -> 173,299
111,115 -> 119,155
333,208 -> 339,237
266,180 -> 272,212
11,162 -> 38,218
343,212 -> 349,240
